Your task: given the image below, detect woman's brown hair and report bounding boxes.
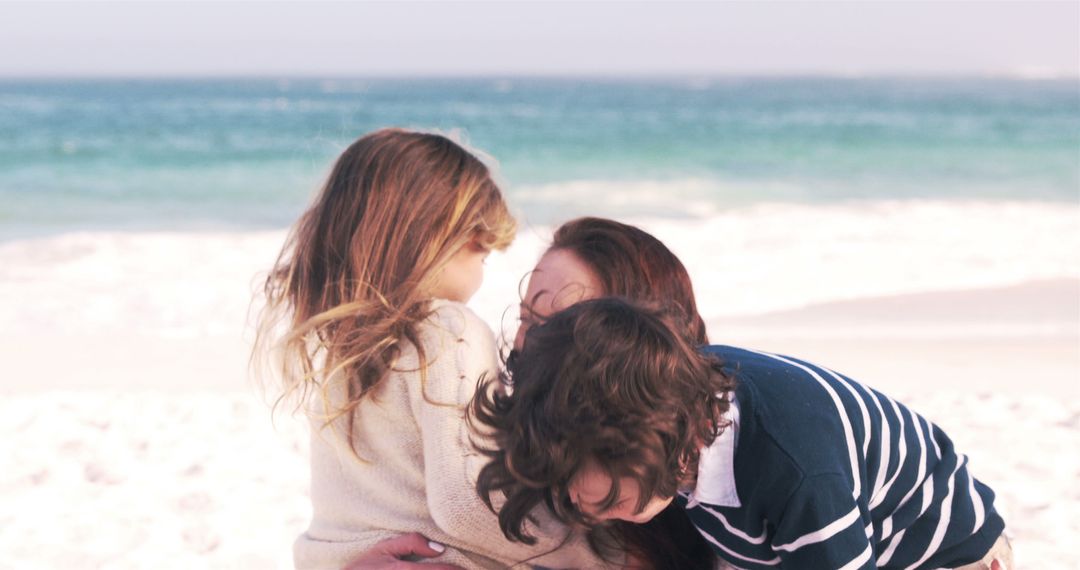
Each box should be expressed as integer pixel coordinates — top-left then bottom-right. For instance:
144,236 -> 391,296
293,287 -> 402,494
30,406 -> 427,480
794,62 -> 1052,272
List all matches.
549,217 -> 708,344
255,128 -> 515,449
470,298 -> 735,560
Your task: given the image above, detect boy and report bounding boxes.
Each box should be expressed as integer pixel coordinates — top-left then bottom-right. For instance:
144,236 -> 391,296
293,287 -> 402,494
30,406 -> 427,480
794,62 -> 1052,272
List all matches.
471,298 -> 1011,570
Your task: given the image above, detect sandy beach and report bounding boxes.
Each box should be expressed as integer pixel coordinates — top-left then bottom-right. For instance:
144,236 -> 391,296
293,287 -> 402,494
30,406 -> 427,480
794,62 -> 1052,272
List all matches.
2,241 -> 1076,568
4,387 -> 1076,569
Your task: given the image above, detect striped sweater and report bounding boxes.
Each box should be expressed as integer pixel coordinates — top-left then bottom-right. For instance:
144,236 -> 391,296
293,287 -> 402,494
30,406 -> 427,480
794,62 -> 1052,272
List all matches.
679,345 -> 1005,570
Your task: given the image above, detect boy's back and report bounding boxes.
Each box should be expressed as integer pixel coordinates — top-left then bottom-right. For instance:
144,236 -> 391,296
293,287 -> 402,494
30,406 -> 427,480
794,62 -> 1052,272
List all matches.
686,345 -> 1005,569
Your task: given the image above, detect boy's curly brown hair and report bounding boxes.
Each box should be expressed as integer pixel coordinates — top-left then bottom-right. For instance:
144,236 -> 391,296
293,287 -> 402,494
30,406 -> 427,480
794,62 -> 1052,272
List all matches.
469,297 -> 736,547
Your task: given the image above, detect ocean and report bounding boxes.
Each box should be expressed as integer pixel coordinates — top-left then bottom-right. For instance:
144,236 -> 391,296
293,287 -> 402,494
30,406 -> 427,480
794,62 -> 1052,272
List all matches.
1,77 -> 1077,335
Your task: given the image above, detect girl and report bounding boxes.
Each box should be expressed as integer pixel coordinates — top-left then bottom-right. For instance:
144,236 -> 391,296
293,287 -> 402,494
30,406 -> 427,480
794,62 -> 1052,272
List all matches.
472,296 -> 1012,569
257,129 -> 610,569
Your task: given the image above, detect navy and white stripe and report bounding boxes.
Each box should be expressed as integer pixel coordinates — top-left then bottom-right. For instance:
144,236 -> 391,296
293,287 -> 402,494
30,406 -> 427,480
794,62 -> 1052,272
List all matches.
678,345 -> 1004,570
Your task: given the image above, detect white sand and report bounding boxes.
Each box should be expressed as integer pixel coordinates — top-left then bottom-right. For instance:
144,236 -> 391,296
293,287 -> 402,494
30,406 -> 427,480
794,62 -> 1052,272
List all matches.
712,279 -> 1080,398
0,392 -> 310,569
1,388 -> 1075,569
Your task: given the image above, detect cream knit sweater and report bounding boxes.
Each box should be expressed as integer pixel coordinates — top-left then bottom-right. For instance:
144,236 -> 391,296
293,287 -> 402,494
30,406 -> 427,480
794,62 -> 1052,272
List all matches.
294,300 -> 612,570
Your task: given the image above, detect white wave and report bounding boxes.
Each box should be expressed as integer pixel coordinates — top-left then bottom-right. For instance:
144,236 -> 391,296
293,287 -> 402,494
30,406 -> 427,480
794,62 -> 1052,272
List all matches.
624,200 -> 1080,319
0,230 -> 285,339
1,200 -> 1077,339
511,178 -> 774,219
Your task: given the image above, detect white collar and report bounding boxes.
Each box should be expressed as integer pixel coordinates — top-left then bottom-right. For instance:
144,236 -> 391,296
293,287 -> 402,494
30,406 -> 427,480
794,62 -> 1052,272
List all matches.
686,394 -> 741,509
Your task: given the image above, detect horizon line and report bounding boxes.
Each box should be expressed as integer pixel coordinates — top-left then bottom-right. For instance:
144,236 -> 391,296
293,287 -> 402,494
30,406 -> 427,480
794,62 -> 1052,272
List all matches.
2,71 -> 1078,82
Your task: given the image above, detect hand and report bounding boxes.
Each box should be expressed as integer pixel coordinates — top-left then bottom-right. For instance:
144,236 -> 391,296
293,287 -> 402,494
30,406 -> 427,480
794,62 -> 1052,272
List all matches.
343,533 -> 465,570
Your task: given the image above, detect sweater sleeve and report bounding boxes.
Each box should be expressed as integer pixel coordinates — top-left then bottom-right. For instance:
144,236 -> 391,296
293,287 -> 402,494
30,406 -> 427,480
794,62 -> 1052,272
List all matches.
407,301 -> 614,569
293,528 -> 481,570
770,473 -> 876,570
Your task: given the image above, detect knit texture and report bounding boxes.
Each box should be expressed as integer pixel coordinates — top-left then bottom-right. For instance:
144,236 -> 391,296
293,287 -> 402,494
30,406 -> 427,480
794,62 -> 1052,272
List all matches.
294,300 -> 609,570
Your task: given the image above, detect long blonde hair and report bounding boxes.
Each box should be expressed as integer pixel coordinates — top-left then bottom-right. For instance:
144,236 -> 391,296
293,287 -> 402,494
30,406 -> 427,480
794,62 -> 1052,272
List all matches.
256,128 -> 516,443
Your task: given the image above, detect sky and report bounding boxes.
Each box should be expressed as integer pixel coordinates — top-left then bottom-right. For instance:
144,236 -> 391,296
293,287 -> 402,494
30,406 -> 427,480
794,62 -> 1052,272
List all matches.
0,1 -> 1077,78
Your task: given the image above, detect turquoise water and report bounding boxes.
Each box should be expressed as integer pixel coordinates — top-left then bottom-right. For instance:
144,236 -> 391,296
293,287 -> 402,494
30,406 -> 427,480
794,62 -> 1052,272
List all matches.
1,77 -> 1077,237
